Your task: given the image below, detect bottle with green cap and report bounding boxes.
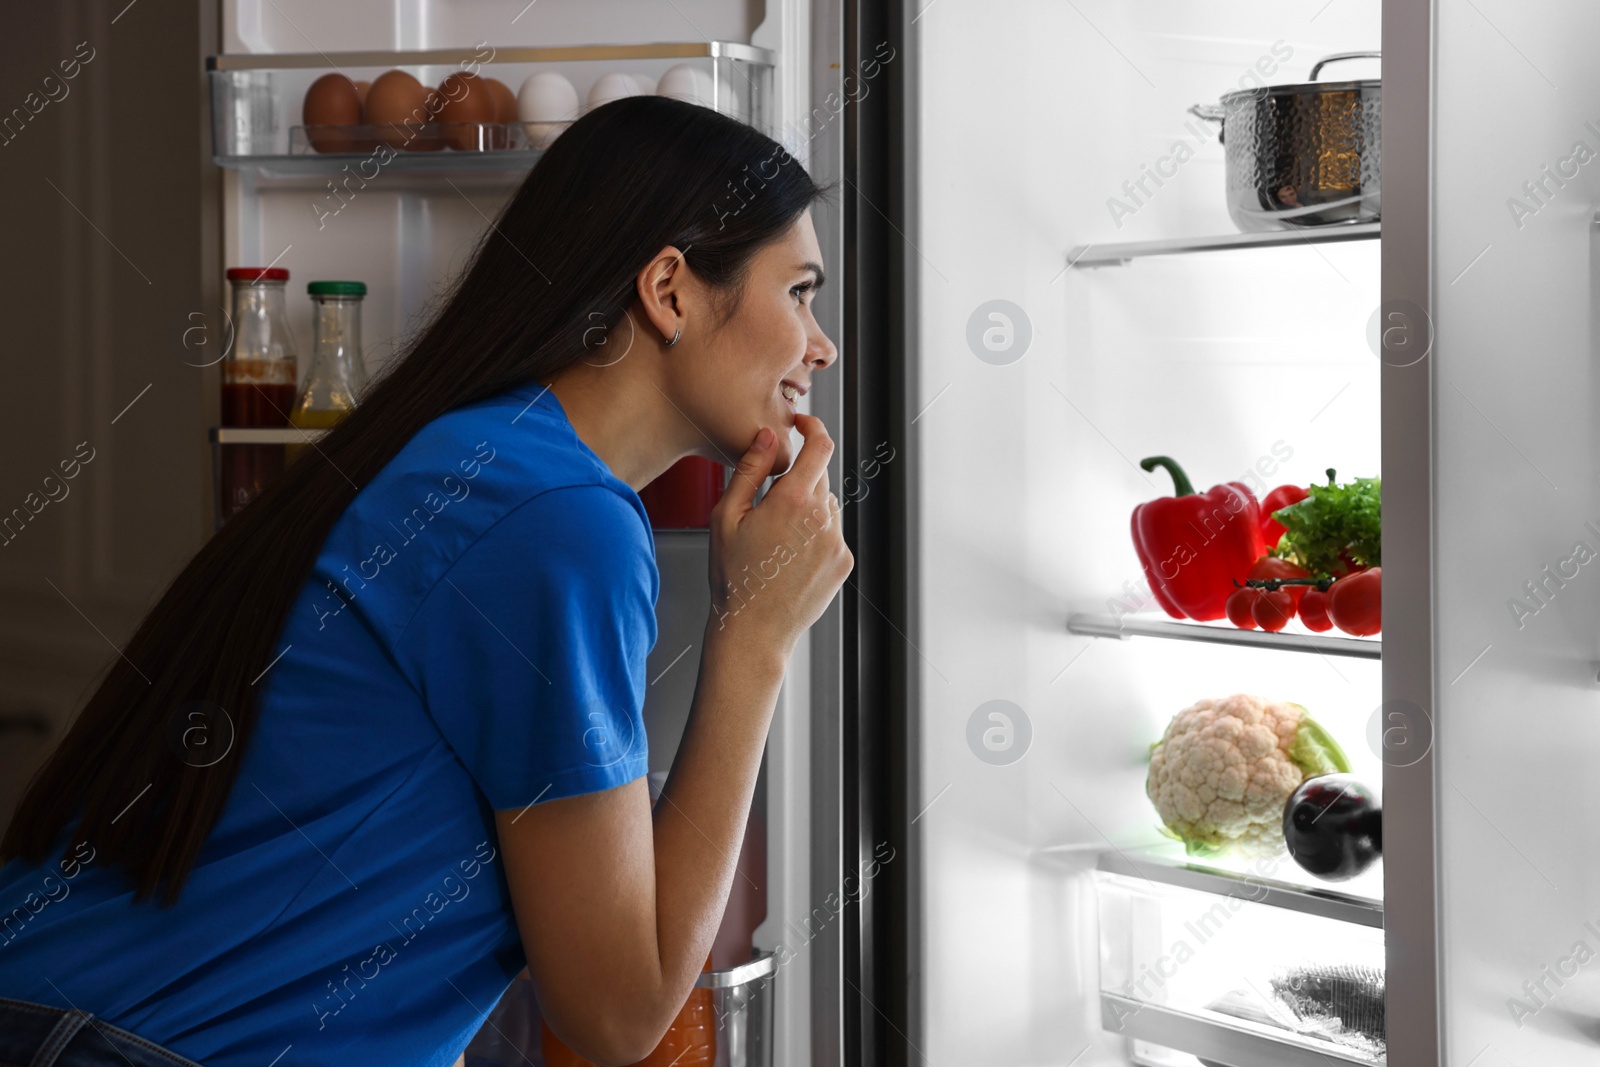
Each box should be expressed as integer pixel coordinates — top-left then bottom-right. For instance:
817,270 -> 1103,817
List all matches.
289,281 -> 368,453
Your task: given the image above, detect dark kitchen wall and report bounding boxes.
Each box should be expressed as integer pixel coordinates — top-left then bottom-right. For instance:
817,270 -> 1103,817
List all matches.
0,3 -> 220,829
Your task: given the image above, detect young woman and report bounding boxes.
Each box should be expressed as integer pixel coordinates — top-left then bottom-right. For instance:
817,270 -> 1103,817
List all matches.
0,95 -> 850,1067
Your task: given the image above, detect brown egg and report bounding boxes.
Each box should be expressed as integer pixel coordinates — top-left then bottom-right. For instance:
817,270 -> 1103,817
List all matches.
483,78 -> 517,122
350,80 -> 377,151
437,72 -> 496,151
483,77 -> 517,149
302,73 -> 361,153
364,70 -> 443,151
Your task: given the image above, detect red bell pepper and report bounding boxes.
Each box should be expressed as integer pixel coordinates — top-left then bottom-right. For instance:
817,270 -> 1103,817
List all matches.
1260,483 -> 1310,550
1131,456 -> 1265,621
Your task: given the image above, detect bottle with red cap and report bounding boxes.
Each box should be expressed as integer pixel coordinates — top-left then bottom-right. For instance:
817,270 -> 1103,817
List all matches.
220,266 -> 297,519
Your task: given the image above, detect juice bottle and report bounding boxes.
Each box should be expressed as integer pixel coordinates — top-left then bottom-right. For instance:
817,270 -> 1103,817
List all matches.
220,267 -> 297,521
540,772 -> 719,1067
288,280 -> 367,463
539,956 -> 716,1067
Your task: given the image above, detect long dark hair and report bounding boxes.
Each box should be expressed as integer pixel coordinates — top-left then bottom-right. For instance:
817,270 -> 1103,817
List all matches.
3,95 -> 831,904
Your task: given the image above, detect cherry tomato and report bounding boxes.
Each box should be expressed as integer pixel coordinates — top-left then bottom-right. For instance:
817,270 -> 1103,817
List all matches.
1260,484 -> 1309,550
1328,567 -> 1381,636
1225,586 -> 1261,630
1246,555 -> 1310,607
1299,587 -> 1334,632
1251,588 -> 1296,632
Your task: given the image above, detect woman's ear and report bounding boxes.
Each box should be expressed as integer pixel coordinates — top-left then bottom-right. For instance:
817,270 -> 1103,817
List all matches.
636,245 -> 688,346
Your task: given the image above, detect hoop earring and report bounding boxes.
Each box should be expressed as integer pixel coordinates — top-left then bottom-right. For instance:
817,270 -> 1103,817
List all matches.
666,327 -> 681,348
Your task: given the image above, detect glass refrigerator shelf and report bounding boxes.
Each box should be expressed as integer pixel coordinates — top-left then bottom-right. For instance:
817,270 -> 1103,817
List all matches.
1067,611 -> 1382,660
1065,223 -> 1379,270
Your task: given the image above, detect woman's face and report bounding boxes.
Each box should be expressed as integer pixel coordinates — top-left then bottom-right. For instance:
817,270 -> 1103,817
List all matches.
671,211 -> 838,475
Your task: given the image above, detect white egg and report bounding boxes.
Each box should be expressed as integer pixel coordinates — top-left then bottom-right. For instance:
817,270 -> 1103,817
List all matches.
655,64 -> 715,109
517,72 -> 580,149
587,72 -> 642,111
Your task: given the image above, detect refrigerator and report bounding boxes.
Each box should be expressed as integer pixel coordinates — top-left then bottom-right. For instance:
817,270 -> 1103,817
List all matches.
202,0 -> 1600,1064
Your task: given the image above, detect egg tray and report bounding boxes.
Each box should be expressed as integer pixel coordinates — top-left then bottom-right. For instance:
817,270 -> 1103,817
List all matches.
210,45 -> 771,176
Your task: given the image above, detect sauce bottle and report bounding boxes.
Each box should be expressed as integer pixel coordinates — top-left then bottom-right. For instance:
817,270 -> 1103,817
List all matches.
288,280 -> 367,462
220,266 -> 297,519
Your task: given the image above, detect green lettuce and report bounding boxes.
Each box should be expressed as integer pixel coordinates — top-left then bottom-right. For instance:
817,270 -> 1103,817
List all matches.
1274,471 -> 1381,576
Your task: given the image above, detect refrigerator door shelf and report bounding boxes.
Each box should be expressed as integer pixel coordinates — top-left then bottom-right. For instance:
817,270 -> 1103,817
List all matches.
209,426 -> 327,445
1067,612 -> 1382,661
696,950 -> 778,989
695,951 -> 777,1067
207,42 -> 776,71
209,45 -> 774,174
218,134 -> 547,178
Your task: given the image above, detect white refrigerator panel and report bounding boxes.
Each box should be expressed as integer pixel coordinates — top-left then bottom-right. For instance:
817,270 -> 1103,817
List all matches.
909,3 -> 1383,1064
1428,2 -> 1600,1064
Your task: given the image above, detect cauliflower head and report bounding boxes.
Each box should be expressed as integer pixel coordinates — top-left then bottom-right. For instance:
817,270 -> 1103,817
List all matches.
1146,694 -> 1350,858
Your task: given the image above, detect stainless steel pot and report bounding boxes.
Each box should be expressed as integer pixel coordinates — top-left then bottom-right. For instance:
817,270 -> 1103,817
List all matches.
1189,52 -> 1380,232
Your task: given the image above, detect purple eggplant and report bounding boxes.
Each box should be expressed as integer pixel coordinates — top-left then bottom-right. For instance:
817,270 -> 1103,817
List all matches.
1283,773 -> 1382,881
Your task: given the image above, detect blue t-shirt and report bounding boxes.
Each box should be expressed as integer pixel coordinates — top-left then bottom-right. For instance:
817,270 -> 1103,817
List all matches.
0,385 -> 657,1065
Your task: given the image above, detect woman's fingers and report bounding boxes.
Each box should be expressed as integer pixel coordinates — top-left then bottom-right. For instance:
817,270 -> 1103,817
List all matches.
773,413 -> 834,497
705,414 -> 853,653
716,426 -> 777,517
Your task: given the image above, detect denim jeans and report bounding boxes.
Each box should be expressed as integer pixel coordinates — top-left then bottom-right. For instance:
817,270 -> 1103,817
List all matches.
0,997 -> 205,1067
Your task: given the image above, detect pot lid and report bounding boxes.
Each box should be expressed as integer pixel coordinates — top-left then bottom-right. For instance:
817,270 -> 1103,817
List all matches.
1218,77 -> 1379,106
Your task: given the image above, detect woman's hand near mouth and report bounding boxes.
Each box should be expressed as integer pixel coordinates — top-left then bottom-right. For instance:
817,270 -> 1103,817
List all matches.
496,415 -> 851,1065
708,412 -> 852,653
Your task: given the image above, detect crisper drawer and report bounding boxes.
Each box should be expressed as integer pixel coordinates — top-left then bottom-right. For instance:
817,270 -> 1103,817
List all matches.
1094,849 -> 1385,1067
